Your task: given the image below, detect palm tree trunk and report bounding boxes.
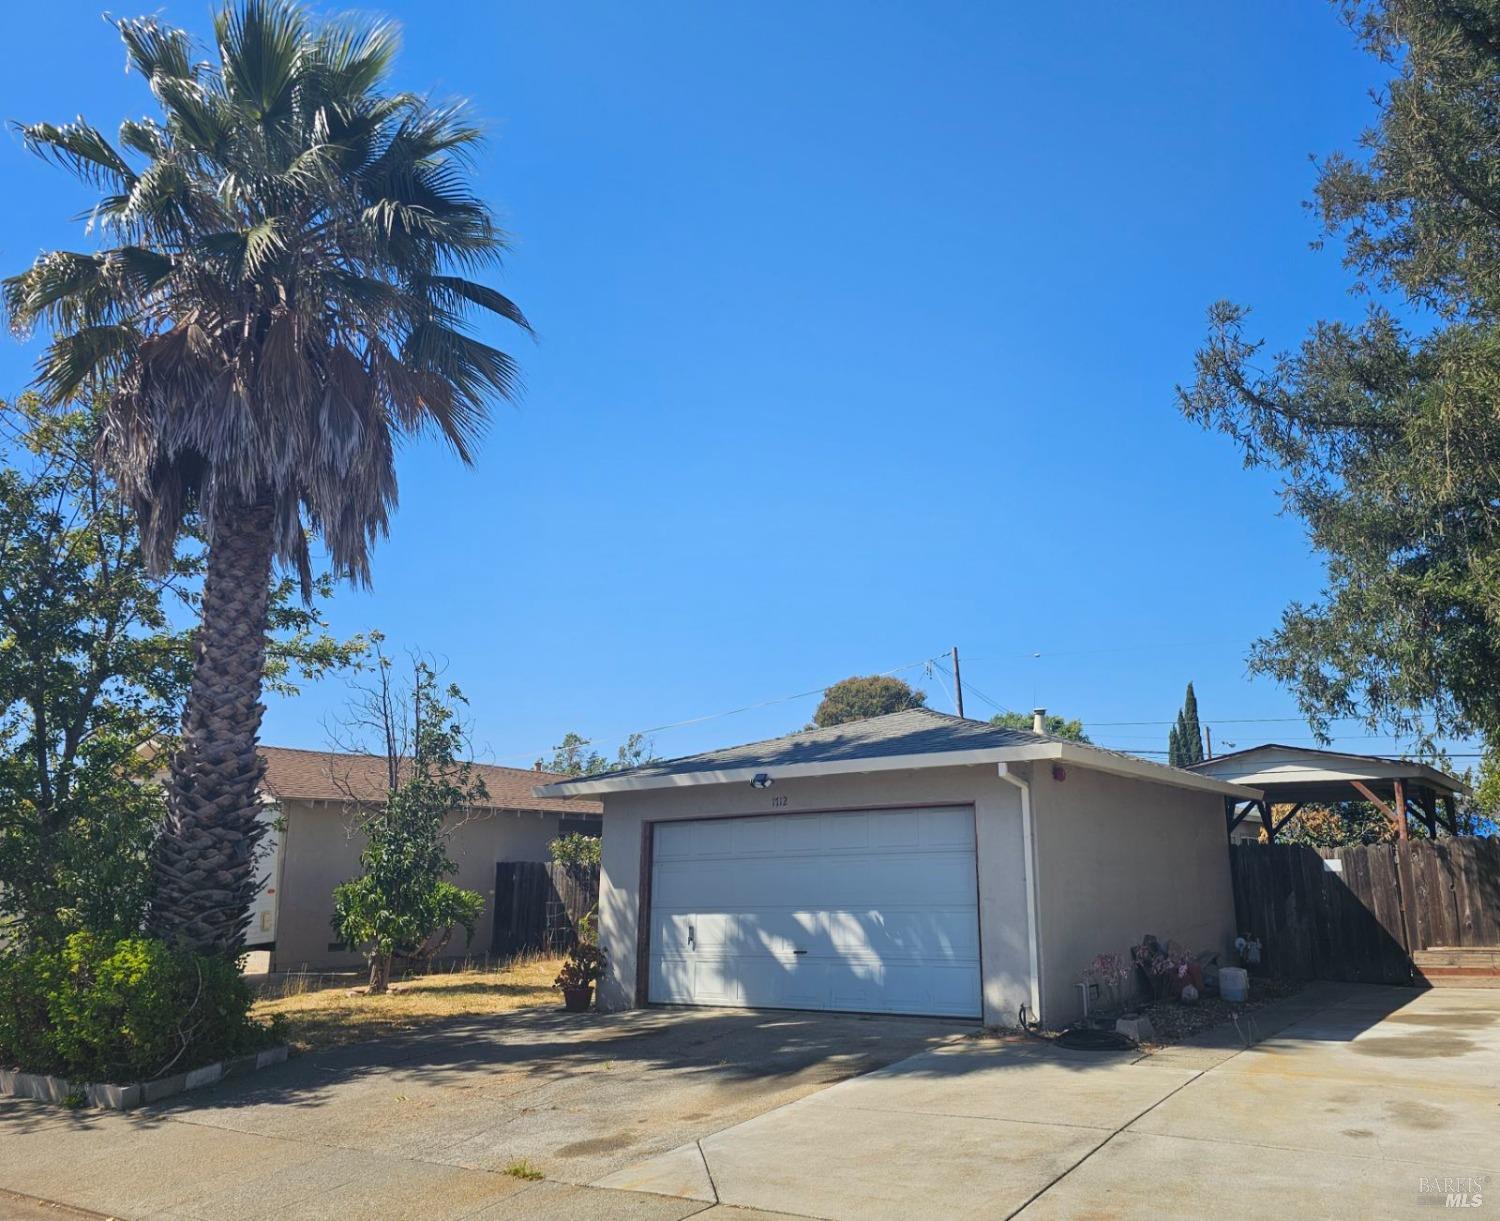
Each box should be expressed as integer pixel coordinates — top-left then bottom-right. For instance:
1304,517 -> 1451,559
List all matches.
147,499 -> 274,956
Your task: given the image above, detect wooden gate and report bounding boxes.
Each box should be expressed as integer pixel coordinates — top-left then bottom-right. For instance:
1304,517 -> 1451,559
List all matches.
1228,837 -> 1500,984
491,861 -> 600,957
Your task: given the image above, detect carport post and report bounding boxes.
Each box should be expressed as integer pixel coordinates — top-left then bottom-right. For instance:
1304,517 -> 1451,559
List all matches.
1417,788 -> 1439,838
1393,777 -> 1409,843
1441,793 -> 1460,835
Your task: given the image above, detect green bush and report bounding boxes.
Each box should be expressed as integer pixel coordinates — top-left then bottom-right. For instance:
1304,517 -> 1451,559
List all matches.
0,933 -> 280,1083
549,833 -> 601,870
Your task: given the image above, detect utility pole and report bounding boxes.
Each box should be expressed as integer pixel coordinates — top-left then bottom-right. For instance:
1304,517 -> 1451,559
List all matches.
951,646 -> 965,719
1205,725 -> 1213,759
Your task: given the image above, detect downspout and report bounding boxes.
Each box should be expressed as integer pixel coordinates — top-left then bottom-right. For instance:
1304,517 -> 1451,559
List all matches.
997,762 -> 1042,1026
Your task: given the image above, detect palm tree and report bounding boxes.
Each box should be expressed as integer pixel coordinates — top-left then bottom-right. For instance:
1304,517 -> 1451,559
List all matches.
3,1 -> 528,955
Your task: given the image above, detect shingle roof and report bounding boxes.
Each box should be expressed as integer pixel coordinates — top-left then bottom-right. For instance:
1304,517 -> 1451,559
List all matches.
259,746 -> 602,815
551,707 -> 1189,784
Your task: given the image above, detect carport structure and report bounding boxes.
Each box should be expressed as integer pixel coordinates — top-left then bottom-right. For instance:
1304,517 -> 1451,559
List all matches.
1189,744 -> 1469,843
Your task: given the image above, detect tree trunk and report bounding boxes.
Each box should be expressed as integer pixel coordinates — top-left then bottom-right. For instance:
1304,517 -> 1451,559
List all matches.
146,499 -> 275,956
369,951 -> 391,994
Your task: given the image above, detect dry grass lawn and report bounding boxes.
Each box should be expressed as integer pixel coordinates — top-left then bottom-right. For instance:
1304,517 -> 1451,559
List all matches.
252,955 -> 565,1052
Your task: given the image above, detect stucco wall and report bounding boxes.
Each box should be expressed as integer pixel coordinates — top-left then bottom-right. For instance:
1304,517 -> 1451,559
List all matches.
1030,764 -> 1236,1026
270,800 -> 570,971
595,765 -> 1032,1027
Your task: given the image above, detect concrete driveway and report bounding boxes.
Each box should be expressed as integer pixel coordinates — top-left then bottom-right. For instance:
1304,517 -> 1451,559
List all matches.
0,1004 -> 963,1220
601,982 -> 1500,1219
3,984 -> 1497,1220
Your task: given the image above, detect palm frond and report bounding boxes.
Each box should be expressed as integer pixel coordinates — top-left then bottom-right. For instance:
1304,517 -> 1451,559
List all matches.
153,75 -> 233,155
37,323 -> 142,404
1,247 -> 170,333
15,120 -> 135,189
416,275 -> 531,333
216,0 -> 307,122
118,117 -> 171,159
242,217 -> 285,276
116,16 -> 196,82
313,13 -> 400,98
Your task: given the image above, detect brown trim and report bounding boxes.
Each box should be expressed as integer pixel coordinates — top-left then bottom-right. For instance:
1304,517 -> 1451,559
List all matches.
635,820 -> 654,1006
968,803 -> 985,1021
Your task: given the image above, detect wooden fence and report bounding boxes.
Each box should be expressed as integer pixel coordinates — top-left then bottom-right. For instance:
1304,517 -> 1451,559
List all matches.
1228,837 -> 1500,984
491,861 -> 599,957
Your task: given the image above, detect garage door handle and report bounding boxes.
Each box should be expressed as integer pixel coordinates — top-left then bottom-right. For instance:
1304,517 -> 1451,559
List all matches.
687,924 -> 695,949
792,949 -> 807,955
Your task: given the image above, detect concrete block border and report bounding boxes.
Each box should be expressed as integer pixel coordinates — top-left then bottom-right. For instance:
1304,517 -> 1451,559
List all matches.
0,1044 -> 289,1111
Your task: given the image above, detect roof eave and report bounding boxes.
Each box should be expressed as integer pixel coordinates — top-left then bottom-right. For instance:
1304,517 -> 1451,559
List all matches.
534,741 -> 1261,801
1049,742 -> 1262,800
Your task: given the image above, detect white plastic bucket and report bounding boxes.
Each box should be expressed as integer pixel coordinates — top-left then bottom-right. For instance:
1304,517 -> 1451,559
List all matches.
1220,966 -> 1249,1002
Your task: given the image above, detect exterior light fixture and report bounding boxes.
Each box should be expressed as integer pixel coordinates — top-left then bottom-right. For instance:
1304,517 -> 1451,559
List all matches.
751,773 -> 774,789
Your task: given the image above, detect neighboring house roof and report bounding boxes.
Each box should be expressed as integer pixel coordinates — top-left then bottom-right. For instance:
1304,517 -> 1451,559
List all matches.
534,708 -> 1261,800
1188,743 -> 1468,802
259,746 -> 603,815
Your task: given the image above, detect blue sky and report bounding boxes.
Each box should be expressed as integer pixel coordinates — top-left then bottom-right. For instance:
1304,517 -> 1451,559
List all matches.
3,2 -> 1455,768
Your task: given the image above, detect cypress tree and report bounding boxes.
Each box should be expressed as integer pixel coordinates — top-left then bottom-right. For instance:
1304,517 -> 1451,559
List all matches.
1168,723 -> 1183,768
1182,683 -> 1205,765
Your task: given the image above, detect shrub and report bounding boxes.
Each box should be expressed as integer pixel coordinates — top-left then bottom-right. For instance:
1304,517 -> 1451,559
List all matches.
554,909 -> 606,992
549,833 -> 601,870
0,933 -> 279,1083
554,942 -> 606,992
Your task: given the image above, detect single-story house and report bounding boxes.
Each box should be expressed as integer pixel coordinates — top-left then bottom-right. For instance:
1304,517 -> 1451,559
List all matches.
535,708 -> 1261,1028
252,747 -> 602,971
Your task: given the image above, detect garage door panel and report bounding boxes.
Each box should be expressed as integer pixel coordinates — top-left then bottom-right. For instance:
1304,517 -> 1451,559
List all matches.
647,807 -> 980,1018
652,858 -> 737,907
731,817 -> 779,855
823,813 -> 871,850
652,820 -> 696,861
780,815 -> 822,853
868,812 -> 923,848
825,909 -> 980,960
920,806 -> 977,848
817,852 -> 974,907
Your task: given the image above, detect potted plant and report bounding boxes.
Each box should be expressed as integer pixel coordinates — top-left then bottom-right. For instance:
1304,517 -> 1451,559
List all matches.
554,911 -> 606,1012
555,942 -> 605,1011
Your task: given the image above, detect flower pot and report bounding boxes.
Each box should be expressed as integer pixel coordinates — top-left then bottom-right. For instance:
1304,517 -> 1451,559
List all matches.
562,984 -> 593,1013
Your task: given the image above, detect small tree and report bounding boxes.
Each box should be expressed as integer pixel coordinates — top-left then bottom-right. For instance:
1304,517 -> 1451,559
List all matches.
810,676 -> 926,728
331,643 -> 486,993
535,732 -> 655,777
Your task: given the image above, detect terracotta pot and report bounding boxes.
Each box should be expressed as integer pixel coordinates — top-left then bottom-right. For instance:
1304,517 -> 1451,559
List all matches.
562,984 -> 593,1013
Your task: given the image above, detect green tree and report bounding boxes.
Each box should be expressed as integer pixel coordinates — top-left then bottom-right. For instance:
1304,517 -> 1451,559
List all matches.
1178,1 -> 1500,754
1171,683 -> 1204,767
810,676 -> 926,728
536,732 -> 656,777
0,396 -> 357,948
989,711 -> 1091,742
4,1 -> 528,955
331,645 -> 486,993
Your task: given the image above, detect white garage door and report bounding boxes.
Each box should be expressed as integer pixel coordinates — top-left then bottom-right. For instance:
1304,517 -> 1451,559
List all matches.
647,806 -> 981,1018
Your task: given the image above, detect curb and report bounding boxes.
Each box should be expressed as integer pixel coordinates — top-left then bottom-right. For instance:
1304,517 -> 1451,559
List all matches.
0,1044 -> 289,1111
